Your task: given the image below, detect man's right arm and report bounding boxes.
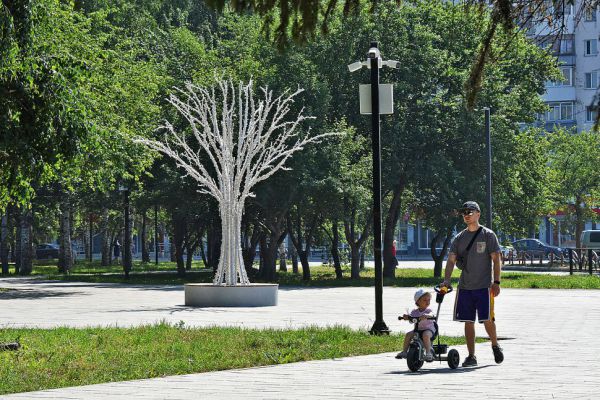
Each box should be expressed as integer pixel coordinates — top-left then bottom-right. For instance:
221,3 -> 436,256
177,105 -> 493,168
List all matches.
443,253 -> 457,287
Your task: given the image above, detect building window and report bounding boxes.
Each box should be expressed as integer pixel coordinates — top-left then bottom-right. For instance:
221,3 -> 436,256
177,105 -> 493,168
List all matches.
585,39 -> 598,55
561,102 -> 573,120
564,4 -> 572,15
545,102 -> 574,121
559,39 -> 574,54
586,106 -> 598,122
585,71 -> 599,89
547,67 -> 573,87
585,6 -> 597,21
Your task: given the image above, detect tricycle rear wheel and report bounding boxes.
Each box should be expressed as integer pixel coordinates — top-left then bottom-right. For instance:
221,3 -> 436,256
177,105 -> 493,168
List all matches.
447,349 -> 460,369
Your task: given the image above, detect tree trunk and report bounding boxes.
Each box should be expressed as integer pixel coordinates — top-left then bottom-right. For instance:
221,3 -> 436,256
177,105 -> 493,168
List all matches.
350,246 -> 361,279
58,197 -> 73,274
100,209 -> 110,266
287,213 -> 312,281
257,226 -> 285,282
141,210 -> 150,263
383,183 -> 405,278
279,242 -> 287,272
109,231 -> 117,265
15,213 -> 21,275
259,236 -> 278,282
206,219 -> 221,272
299,250 -> 310,280
185,241 -> 198,271
171,212 -> 186,277
1,213 -> 9,274
199,235 -> 208,268
17,207 -> 33,275
123,191 -> 133,276
575,199 -> 584,249
360,248 -> 365,269
241,220 -> 261,277
291,247 -> 298,273
84,216 -> 91,261
430,228 -> 453,278
287,212 -> 318,281
255,211 -> 286,281
330,220 -> 342,279
343,203 -> 372,280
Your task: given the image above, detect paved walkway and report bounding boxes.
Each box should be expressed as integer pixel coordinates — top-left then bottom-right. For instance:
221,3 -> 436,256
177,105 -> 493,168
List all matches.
1,278 -> 599,398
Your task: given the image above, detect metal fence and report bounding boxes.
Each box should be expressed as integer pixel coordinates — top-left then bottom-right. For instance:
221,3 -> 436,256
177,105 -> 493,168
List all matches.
506,249 -> 600,275
567,248 -> 600,275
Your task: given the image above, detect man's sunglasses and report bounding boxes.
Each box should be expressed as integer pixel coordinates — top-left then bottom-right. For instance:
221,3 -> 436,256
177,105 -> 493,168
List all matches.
461,210 -> 477,216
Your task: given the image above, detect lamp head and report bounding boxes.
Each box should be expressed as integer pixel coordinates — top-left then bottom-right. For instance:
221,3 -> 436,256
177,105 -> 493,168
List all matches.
347,61 -> 364,73
383,60 -> 400,69
367,47 -> 380,59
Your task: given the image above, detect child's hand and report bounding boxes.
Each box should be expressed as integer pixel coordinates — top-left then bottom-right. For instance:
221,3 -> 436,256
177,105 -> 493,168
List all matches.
402,314 -> 410,320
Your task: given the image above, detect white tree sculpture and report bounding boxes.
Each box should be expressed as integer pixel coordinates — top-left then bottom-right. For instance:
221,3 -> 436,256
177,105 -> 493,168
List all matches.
137,80 -> 336,286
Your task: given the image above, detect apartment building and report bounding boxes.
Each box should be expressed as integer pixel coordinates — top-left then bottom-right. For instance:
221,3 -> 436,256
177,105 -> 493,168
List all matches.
516,3 -> 600,247
530,2 -> 600,131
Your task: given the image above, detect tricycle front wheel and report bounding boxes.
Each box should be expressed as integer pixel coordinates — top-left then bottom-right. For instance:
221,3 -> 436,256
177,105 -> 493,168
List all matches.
407,345 -> 423,372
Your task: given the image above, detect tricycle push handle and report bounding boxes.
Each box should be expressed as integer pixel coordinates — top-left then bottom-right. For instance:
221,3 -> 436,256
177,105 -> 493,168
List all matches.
435,284 -> 453,304
435,284 -> 453,294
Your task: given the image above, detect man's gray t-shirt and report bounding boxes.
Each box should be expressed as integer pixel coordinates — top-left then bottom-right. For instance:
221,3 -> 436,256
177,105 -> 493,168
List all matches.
449,226 -> 500,290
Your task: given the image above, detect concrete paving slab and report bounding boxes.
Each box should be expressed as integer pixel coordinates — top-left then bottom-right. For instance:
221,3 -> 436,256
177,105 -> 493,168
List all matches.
1,278 -> 600,398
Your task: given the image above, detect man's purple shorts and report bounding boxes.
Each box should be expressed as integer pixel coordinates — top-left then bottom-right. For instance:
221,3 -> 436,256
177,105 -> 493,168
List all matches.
453,287 -> 494,322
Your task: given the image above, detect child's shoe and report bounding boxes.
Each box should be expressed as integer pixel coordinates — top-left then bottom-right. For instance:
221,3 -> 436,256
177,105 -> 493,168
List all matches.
425,350 -> 434,362
395,351 -> 407,359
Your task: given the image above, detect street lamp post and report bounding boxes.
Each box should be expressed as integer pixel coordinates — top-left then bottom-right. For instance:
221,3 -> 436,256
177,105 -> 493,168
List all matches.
484,107 -> 492,229
349,42 -> 398,335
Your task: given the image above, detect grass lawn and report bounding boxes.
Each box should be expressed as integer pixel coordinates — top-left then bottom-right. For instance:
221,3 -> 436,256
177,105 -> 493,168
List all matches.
0,324 -> 466,395
3,260 -> 599,289
16,260 -> 600,289
29,259 -> 205,276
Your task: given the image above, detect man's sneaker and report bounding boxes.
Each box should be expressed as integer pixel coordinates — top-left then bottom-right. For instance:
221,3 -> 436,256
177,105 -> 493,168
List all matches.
395,351 -> 407,359
425,351 -> 434,362
462,355 -> 477,367
492,345 -> 504,364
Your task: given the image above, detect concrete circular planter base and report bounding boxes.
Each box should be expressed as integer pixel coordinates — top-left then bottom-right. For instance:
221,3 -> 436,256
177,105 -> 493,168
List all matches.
184,283 -> 278,307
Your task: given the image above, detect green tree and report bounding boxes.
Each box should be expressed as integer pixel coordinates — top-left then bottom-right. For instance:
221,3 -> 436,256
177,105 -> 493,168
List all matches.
548,130 -> 600,249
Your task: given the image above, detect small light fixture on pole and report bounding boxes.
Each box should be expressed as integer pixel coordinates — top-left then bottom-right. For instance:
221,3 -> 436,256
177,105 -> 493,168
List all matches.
348,42 -> 398,335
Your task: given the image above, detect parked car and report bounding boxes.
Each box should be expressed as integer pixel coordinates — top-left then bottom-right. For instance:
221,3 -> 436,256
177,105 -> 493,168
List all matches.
580,230 -> 600,250
511,239 -> 564,258
35,243 -> 60,259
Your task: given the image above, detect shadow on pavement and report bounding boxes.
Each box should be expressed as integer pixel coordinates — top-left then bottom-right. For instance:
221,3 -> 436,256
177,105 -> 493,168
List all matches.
386,365 -> 492,375
0,288 -> 80,300
2,280 -> 183,292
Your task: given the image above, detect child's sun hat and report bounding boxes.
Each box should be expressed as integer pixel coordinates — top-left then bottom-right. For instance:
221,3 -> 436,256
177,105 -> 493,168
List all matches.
414,288 -> 430,303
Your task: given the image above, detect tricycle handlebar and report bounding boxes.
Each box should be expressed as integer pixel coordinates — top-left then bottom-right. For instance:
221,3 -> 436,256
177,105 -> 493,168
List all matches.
398,315 -> 436,324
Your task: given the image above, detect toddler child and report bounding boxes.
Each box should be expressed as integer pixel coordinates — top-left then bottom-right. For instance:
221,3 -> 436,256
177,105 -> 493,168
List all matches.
396,288 -> 436,361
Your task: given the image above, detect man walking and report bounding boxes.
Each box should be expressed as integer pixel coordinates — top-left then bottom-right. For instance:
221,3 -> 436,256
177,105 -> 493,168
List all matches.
442,201 -> 504,367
